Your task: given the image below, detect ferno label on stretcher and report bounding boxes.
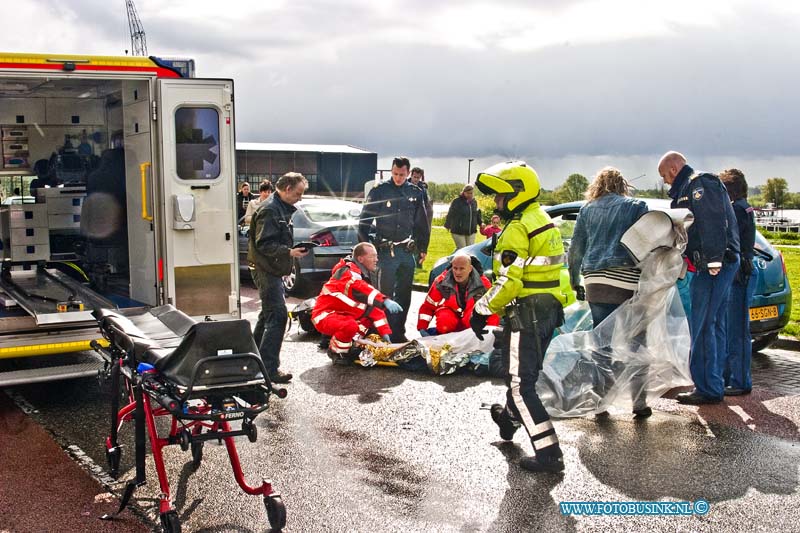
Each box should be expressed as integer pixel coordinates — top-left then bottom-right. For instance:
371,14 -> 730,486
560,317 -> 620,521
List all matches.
750,305 -> 779,321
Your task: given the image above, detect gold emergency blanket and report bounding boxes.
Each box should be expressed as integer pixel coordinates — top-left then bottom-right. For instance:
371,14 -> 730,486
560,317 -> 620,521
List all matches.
356,329 -> 496,375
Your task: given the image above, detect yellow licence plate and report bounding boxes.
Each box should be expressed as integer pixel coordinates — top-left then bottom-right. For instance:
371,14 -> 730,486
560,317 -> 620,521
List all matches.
750,305 -> 779,321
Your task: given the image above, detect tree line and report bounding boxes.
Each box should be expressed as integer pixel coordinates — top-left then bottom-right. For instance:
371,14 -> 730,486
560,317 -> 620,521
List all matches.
427,175 -> 800,210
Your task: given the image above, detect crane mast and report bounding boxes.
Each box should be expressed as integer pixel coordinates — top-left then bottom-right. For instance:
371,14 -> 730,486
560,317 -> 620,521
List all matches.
125,0 -> 148,56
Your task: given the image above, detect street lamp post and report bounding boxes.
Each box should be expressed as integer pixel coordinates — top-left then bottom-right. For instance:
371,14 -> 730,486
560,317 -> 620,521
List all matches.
467,158 -> 474,184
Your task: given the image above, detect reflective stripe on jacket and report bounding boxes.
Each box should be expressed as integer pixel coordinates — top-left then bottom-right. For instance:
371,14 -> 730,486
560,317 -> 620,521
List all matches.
474,203 -> 566,316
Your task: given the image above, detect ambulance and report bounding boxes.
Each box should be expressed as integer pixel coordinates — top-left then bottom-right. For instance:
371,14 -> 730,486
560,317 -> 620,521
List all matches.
0,52 -> 239,385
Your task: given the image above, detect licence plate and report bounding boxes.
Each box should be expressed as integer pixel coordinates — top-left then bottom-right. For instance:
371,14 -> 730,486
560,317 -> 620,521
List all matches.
750,305 -> 779,321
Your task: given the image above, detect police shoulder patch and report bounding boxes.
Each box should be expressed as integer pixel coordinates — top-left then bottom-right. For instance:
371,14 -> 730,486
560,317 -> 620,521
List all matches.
500,250 -> 518,267
693,188 -> 704,200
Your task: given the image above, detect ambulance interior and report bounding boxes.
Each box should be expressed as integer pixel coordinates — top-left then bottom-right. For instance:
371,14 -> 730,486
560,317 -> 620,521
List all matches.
0,76 -> 157,328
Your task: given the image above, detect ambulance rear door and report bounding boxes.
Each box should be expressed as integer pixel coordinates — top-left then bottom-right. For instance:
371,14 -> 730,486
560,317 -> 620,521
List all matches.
156,78 -> 239,319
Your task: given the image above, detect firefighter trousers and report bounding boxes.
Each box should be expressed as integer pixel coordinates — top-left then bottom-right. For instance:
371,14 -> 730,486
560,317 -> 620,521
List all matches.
497,311 -> 562,459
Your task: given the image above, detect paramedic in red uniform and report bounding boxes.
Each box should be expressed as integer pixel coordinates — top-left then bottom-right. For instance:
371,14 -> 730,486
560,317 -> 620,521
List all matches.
417,253 -> 499,336
312,242 -> 403,362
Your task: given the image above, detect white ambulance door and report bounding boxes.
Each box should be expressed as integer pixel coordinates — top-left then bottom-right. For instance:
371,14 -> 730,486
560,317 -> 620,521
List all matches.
156,78 -> 239,319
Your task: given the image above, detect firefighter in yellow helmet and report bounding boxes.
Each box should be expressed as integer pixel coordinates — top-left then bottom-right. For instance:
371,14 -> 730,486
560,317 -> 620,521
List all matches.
470,161 -> 568,473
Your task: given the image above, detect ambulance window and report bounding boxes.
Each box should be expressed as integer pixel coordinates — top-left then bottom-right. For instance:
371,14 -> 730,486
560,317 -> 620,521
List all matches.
174,107 -> 221,180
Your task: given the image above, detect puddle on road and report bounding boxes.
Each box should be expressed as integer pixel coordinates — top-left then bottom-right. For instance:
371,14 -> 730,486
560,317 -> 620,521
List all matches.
323,426 -> 428,511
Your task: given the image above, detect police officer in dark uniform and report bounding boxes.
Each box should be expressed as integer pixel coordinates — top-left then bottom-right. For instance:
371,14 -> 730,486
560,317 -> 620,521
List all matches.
658,151 -> 740,405
720,168 -> 757,396
358,157 -> 430,342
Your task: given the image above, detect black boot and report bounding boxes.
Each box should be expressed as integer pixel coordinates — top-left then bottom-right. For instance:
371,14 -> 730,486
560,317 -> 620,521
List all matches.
490,404 -> 520,441
519,454 -> 565,473
327,347 -> 355,366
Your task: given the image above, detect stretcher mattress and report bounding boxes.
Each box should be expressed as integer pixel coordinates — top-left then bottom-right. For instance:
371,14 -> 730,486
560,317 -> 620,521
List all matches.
94,305 -> 263,388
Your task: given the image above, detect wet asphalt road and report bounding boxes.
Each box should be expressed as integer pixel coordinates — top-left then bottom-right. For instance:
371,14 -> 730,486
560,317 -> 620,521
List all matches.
7,287 -> 800,532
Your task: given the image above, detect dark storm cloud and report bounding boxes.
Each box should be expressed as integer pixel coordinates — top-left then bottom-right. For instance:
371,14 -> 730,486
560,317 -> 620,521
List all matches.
229,8 -> 800,161
20,1 -> 800,163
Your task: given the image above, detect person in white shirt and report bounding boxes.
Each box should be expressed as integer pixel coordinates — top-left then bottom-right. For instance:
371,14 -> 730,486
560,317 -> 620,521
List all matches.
243,180 -> 274,225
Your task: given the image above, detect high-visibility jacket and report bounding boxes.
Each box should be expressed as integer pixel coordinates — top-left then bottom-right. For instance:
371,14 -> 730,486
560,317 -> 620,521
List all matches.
417,268 -> 499,330
474,202 -> 567,316
311,258 -> 391,336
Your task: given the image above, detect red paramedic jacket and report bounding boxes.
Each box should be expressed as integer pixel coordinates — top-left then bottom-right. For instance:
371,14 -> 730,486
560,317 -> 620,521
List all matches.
311,258 -> 392,336
417,268 -> 500,331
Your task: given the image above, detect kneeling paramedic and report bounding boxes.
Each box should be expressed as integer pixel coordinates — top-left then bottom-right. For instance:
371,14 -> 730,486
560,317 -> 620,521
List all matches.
312,242 -> 403,362
470,161 -> 568,473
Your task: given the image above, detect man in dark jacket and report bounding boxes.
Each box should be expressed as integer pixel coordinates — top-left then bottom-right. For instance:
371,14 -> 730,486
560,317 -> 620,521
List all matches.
248,172 -> 309,383
444,184 -> 481,249
720,168 -> 756,396
358,156 -> 430,342
658,151 -> 739,405
410,167 -> 434,231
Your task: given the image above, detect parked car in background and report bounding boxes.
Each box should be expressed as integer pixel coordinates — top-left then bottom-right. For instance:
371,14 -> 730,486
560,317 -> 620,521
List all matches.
239,198 -> 362,295
430,200 -> 792,352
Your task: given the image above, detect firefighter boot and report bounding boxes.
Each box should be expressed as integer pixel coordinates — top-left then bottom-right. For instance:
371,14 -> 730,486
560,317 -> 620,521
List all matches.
519,447 -> 564,473
490,404 -> 520,441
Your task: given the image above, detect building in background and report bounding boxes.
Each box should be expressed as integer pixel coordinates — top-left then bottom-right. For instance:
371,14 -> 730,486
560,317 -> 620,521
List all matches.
236,143 -> 377,198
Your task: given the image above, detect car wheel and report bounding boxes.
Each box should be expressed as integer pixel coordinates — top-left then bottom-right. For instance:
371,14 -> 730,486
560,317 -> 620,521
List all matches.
752,332 -> 779,353
282,259 -> 306,295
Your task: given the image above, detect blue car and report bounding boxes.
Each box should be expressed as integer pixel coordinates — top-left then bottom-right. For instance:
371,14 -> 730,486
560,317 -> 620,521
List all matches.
429,200 -> 792,351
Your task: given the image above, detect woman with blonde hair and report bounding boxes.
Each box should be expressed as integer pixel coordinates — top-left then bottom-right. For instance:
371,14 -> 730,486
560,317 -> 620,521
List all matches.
568,166 -> 650,418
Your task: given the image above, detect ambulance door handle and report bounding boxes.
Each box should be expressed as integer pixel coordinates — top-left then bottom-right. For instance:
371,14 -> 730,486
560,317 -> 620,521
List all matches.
190,185 -> 210,190
140,162 -> 153,221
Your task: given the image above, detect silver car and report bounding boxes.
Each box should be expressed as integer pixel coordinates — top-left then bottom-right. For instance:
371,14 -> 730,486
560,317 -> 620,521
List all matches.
239,198 -> 361,295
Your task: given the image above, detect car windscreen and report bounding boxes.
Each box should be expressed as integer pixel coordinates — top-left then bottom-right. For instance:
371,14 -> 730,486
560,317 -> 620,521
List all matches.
301,202 -> 361,223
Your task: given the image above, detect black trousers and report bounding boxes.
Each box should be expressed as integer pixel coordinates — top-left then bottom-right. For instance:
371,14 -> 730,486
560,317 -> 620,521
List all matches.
498,295 -> 564,458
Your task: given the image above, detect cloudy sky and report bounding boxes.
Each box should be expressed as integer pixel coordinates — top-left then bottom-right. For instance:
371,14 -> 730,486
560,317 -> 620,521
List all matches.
7,0 -> 800,189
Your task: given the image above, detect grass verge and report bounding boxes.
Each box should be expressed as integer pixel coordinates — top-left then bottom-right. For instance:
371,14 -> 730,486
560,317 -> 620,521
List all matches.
776,246 -> 799,339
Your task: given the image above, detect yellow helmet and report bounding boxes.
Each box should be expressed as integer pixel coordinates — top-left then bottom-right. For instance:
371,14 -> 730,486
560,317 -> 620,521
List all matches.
475,161 -> 541,215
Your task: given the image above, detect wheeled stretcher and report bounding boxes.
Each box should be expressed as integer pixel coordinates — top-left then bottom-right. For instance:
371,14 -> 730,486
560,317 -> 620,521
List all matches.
92,305 -> 288,533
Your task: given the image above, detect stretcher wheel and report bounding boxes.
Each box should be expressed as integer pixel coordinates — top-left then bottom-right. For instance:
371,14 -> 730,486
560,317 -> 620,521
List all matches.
160,510 -> 181,533
179,429 -> 191,452
244,420 -> 258,443
191,441 -> 203,469
106,446 -> 121,479
265,494 -> 286,531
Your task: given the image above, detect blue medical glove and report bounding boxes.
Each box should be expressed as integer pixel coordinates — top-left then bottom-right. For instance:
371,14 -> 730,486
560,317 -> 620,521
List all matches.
383,299 -> 403,314
381,334 -> 392,343
418,329 -> 430,337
